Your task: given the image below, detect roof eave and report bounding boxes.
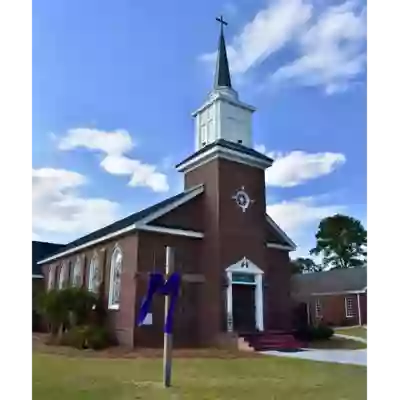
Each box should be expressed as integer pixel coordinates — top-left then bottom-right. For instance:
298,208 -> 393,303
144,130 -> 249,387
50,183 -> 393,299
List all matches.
37,185 -> 205,265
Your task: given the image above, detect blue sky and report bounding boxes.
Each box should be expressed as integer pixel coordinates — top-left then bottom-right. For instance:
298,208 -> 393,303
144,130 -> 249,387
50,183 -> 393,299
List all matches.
32,0 -> 367,257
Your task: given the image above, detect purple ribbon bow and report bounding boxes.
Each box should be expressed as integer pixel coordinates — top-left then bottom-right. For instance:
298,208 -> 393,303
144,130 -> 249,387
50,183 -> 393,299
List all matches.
137,272 -> 181,334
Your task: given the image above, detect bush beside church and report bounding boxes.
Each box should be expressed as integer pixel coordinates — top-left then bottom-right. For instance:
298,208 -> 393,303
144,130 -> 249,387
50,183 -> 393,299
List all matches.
36,287 -> 116,350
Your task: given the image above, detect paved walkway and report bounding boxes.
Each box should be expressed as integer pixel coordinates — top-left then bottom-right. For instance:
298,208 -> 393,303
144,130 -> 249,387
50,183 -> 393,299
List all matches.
261,348 -> 367,366
334,333 -> 367,344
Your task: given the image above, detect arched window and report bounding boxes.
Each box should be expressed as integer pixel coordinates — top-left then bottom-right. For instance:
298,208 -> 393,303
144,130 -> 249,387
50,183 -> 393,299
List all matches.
88,253 -> 101,293
47,265 -> 55,290
72,257 -> 82,287
108,246 -> 123,309
59,262 -> 68,289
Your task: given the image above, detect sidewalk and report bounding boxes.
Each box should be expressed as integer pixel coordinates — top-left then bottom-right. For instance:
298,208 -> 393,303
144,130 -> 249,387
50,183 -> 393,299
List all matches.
334,333 -> 367,344
261,348 -> 367,366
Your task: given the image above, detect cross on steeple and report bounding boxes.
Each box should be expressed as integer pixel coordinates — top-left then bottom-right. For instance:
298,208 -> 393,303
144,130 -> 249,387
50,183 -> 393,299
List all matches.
216,15 -> 228,30
214,15 -> 232,89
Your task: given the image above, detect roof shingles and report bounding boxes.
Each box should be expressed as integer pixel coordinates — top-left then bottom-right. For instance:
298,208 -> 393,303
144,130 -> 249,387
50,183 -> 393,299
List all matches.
291,268 -> 367,300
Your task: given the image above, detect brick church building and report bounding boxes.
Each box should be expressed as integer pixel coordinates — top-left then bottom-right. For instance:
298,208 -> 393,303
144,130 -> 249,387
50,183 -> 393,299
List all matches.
39,19 -> 296,349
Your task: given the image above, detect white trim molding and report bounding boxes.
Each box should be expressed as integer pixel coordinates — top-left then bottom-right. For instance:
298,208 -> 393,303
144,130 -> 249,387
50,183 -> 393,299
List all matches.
266,243 -> 295,252
345,296 -> 356,318
192,88 -> 256,117
176,144 -> 273,174
357,293 -> 362,326
225,257 -> 264,332
38,185 -> 205,265
135,224 -> 204,238
311,289 -> 367,296
265,214 -> 296,250
32,274 -> 43,279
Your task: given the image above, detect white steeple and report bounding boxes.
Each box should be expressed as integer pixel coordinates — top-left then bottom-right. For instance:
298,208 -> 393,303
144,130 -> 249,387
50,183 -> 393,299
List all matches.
192,16 -> 256,151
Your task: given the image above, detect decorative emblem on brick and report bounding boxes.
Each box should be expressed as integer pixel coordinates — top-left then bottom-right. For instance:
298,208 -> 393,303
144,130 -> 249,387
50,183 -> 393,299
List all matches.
232,186 -> 254,212
240,257 -> 249,268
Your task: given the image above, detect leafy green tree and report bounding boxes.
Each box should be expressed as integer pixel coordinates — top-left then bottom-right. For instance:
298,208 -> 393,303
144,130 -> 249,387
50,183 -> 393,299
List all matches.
310,214 -> 367,270
37,289 -> 69,337
37,287 -> 96,338
290,257 -> 324,274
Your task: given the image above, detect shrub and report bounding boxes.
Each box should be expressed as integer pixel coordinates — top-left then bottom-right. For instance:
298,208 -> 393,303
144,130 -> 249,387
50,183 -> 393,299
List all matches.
295,323 -> 334,341
86,326 -> 112,350
38,287 -> 115,350
37,289 -> 69,336
65,287 -> 96,326
312,324 -> 334,340
62,325 -> 91,349
61,325 -> 114,350
37,287 -> 96,335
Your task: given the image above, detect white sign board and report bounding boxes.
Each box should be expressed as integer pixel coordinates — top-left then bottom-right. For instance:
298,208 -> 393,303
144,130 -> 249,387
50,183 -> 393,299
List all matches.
142,312 -> 153,325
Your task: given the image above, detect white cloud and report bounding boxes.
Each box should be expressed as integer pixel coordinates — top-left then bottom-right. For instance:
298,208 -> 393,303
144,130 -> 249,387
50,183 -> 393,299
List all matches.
59,128 -> 134,155
32,168 -> 120,240
200,0 -> 366,94
59,128 -> 169,192
271,1 -> 366,93
200,0 -> 313,74
268,196 -> 344,234
265,150 -> 346,187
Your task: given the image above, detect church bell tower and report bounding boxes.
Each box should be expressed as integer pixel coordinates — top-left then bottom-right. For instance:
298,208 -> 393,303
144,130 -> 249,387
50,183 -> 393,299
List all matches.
192,17 -> 255,150
176,15 -> 273,188
175,16 -> 275,343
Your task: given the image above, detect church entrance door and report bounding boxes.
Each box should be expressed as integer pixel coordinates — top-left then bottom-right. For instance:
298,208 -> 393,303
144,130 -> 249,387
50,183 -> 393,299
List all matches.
232,283 -> 256,332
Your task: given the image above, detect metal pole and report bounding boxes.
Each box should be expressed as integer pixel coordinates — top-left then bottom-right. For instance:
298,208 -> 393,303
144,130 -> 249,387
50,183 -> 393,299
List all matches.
163,246 -> 174,388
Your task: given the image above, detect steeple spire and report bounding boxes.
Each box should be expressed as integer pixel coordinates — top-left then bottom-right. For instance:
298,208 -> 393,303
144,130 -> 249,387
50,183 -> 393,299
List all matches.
214,15 -> 232,89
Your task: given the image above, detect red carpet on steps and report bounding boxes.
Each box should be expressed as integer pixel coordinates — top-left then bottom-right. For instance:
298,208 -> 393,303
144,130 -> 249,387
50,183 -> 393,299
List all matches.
240,330 -> 306,352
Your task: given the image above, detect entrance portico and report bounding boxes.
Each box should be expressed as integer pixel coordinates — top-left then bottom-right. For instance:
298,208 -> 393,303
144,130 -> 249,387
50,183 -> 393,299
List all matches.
225,257 -> 264,333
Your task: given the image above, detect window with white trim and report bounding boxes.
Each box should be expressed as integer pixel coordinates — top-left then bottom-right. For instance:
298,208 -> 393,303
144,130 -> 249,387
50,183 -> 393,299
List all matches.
59,262 -> 68,289
88,253 -> 101,293
72,257 -> 83,287
345,297 -> 356,318
108,247 -> 123,309
315,298 -> 322,318
47,265 -> 55,290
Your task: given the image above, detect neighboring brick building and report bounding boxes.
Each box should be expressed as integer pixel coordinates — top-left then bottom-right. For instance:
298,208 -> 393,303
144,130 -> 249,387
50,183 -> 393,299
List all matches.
37,21 -> 296,348
291,268 -> 367,327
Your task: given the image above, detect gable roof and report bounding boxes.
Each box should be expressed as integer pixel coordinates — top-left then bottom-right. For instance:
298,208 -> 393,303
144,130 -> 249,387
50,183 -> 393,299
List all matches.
38,184 -> 204,264
176,139 -> 273,170
265,213 -> 296,250
32,241 -> 65,277
291,268 -> 367,299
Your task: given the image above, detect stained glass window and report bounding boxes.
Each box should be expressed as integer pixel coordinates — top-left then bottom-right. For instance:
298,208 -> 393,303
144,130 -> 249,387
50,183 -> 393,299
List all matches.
88,253 -> 101,293
47,266 -> 55,290
72,257 -> 82,287
59,263 -> 68,289
109,247 -> 123,308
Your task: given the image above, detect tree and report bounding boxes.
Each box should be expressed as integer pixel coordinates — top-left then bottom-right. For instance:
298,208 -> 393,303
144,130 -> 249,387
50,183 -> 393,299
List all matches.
310,214 -> 367,270
290,257 -> 324,274
37,288 -> 96,338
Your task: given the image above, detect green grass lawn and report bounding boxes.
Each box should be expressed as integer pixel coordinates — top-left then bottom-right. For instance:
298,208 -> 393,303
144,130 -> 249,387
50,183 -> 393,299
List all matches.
309,336 -> 366,350
32,351 -> 366,400
335,327 -> 367,339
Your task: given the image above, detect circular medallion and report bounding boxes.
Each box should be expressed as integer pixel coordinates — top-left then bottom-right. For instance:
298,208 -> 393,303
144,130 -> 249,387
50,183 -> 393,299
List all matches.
232,186 -> 254,212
